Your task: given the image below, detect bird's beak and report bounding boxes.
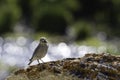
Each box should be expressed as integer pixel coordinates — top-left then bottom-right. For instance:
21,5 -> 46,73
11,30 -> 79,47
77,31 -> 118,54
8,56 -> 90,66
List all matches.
44,40 -> 47,43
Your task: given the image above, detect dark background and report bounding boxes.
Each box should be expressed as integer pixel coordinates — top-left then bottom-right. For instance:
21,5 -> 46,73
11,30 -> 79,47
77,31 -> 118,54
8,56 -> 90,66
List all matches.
0,0 -> 120,40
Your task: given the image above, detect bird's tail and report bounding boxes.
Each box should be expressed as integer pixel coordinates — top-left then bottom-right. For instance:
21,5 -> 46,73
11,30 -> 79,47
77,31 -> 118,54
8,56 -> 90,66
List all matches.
28,59 -> 32,65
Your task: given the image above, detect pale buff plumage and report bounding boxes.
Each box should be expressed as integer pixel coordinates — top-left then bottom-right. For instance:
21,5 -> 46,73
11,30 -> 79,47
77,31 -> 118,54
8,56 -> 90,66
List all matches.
28,37 -> 48,65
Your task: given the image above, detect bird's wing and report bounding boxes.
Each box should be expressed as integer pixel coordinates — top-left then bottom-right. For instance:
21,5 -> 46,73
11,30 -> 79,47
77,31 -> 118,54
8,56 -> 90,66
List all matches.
29,44 -> 41,61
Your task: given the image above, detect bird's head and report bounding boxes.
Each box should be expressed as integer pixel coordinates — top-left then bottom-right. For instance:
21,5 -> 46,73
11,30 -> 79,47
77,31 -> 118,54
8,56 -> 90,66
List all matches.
40,37 -> 48,44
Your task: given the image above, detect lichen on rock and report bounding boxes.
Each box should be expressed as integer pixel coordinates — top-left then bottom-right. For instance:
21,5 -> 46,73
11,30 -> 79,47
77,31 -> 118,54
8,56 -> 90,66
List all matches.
6,53 -> 120,80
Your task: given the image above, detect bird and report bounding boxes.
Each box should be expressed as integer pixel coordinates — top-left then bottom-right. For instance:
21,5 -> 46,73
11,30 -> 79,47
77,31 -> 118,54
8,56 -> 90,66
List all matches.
28,37 -> 48,65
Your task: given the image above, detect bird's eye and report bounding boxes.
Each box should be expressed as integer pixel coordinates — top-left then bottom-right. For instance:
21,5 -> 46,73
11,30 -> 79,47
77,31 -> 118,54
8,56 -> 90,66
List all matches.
41,39 -> 46,43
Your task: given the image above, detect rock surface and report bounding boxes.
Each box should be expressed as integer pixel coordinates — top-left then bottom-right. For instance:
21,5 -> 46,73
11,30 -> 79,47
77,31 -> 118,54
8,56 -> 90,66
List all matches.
6,53 -> 120,80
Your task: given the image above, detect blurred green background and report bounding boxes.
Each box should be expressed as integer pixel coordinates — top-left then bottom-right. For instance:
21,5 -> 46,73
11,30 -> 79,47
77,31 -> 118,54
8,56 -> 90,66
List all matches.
0,0 -> 120,54
0,0 -> 120,38
0,0 -> 120,79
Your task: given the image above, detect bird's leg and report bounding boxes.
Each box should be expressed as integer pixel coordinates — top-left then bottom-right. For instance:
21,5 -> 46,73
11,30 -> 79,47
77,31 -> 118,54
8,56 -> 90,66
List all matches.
40,59 -> 44,63
40,59 -> 45,70
37,59 -> 40,65
37,59 -> 42,70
